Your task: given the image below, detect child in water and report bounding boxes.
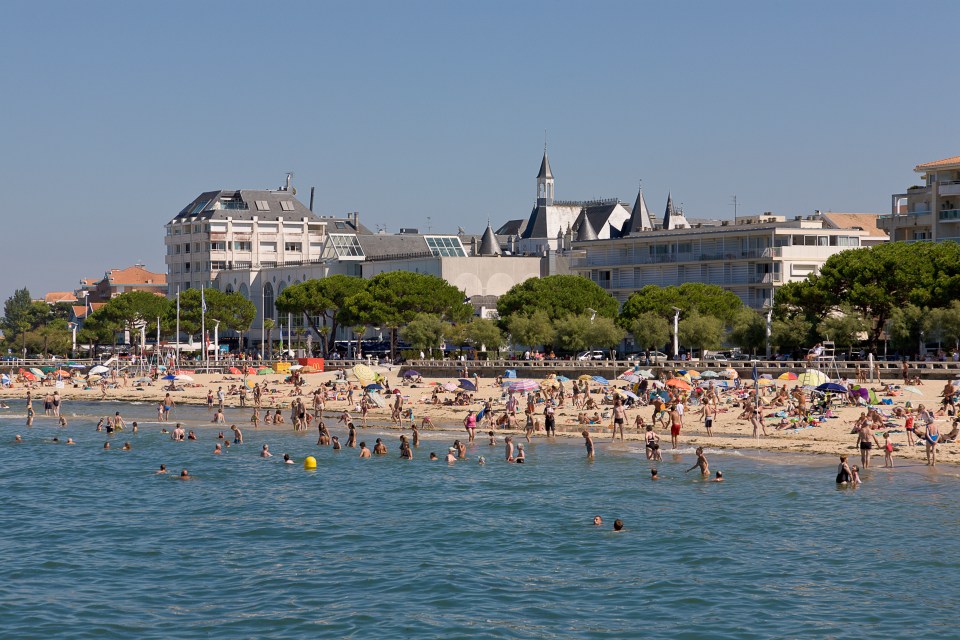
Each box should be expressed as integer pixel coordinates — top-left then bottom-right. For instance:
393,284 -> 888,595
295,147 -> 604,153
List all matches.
883,431 -> 894,468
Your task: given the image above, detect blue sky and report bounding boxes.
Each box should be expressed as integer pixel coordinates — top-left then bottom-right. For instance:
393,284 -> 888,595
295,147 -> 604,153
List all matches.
2,0 -> 958,298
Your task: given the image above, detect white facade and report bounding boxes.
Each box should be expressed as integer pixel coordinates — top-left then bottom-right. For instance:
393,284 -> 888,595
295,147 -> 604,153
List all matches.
572,216 -> 872,309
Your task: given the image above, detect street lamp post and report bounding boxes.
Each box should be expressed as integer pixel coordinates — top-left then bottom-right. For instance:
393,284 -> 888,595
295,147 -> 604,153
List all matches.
765,308 -> 773,359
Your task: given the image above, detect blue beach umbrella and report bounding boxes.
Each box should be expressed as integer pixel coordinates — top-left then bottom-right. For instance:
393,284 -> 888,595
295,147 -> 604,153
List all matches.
365,383 -> 383,391
556,375 -> 570,382
592,376 -> 609,385
816,382 -> 848,393
503,370 -> 517,378
162,374 -> 177,380
403,370 -> 420,378
458,379 -> 477,391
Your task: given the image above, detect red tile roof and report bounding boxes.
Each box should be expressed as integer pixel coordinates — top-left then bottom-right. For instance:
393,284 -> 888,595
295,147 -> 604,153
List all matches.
105,265 -> 167,286
44,291 -> 78,304
915,155 -> 960,171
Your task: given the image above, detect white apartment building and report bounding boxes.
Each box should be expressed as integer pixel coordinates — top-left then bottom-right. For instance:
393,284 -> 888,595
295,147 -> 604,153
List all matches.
164,182 -> 364,294
572,214 -> 876,309
881,155 -> 960,242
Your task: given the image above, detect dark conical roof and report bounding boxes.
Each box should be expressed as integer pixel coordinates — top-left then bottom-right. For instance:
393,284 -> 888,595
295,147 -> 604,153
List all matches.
574,209 -> 599,241
537,150 -> 553,180
478,224 -> 502,256
662,192 -> 689,230
623,186 -> 653,234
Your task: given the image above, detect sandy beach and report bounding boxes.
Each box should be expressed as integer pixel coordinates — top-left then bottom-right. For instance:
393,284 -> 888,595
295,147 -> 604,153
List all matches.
3,365 -> 956,465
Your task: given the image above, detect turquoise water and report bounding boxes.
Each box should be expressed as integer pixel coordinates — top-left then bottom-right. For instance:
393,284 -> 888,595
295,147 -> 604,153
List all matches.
2,401 -> 959,638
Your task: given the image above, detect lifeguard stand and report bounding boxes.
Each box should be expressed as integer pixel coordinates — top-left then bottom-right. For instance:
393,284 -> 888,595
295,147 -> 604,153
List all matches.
817,340 -> 842,381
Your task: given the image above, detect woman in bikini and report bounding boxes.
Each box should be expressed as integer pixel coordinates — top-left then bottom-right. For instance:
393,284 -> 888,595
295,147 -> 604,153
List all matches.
645,425 -> 662,461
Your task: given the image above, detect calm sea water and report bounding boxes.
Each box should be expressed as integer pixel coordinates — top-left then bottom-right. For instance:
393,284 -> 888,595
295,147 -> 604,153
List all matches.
1,400 -> 959,639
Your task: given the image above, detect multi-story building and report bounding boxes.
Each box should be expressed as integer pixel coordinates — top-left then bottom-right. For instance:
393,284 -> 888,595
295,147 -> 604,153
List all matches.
881,155 -> 960,242
164,178 -> 365,294
80,264 -> 167,303
572,214 -> 878,309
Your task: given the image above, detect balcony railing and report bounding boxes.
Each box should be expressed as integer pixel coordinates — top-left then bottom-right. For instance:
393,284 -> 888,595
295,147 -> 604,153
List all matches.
575,247 -> 779,268
939,209 -> 960,221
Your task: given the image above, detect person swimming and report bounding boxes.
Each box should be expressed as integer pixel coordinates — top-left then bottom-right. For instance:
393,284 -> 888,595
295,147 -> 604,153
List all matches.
593,515 -> 603,526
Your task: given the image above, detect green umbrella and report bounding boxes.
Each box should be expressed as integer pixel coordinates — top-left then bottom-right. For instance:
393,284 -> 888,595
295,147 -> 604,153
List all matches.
257,368 -> 274,375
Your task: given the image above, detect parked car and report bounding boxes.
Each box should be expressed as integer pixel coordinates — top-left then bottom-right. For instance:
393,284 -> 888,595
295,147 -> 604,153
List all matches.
627,351 -> 669,363
577,350 -> 608,361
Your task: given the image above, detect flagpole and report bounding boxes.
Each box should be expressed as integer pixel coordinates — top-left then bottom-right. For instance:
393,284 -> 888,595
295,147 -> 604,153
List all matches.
201,287 -> 207,370
176,286 -> 180,370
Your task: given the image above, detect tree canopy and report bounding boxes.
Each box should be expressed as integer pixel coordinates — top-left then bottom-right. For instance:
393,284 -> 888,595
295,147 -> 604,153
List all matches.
496,275 -> 619,322
619,283 -> 744,328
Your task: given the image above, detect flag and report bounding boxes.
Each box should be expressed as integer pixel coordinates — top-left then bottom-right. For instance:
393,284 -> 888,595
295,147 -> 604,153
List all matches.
201,288 -> 207,314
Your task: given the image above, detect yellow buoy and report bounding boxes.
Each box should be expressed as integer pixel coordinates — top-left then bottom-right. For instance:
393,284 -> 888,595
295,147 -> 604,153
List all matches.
303,456 -> 317,470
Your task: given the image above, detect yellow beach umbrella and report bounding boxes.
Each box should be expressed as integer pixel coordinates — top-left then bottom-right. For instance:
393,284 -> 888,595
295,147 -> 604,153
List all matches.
578,374 -> 594,382
352,364 -> 376,382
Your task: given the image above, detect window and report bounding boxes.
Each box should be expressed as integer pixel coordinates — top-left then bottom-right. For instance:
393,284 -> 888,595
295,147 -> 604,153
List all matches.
280,201 -> 295,212
194,242 -> 202,252
327,234 -> 365,258
211,261 -> 226,271
184,243 -> 191,253
260,242 -> 277,252
255,200 -> 270,211
210,242 -> 226,251
259,223 -> 278,233
233,241 -> 252,251
424,236 -> 467,257
238,283 -> 249,299
193,224 -> 201,233
284,242 -> 302,252
184,262 -> 191,273
190,199 -> 210,215
174,245 -> 181,255
263,282 -> 274,320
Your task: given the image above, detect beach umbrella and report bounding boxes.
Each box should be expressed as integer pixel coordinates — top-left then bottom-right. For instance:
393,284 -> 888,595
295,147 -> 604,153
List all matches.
257,368 -> 273,375
620,373 -> 640,384
403,370 -> 420,378
539,379 -> 559,389
367,391 -> 387,408
30,367 -> 45,378
650,390 -> 670,401
503,370 -> 517,378
556,375 -> 570,382
52,369 -> 71,377
458,379 -> 477,391
778,372 -> 798,381
666,378 -> 692,391
816,382 -> 847,393
578,375 -> 594,382
635,369 -> 654,379
508,379 -> 538,393
592,376 -> 609,385
648,380 -> 665,389
365,383 -> 384,391
700,370 -> 719,378
67,363 -> 86,369
443,381 -> 459,392
161,374 -> 177,380
758,379 -> 774,387
352,364 -> 376,382
686,370 -> 701,379
133,376 -> 152,384
20,370 -> 36,381
796,369 -> 829,387
760,374 -> 773,380
722,368 -> 738,379
245,379 -> 255,389
175,374 -> 194,382
289,364 -> 303,370
902,386 -> 923,395
228,367 -> 242,374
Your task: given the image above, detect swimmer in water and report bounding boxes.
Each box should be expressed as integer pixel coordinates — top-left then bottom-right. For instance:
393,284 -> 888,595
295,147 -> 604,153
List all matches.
582,430 -> 595,460
179,469 -> 191,480
446,447 -> 457,463
157,464 -> 167,474
103,442 -> 110,450
58,416 -> 67,427
712,471 -> 724,482
515,443 -> 526,463
131,421 -> 138,434
122,442 -> 131,450
214,443 -> 223,455
14,434 -> 22,443
283,454 -> 294,464
429,452 -> 438,460
66,438 -> 75,445
651,469 -> 659,480
359,442 -> 371,458
261,444 -> 273,458
478,456 -> 485,465
593,515 -> 603,526
613,519 -> 624,532
686,447 -> 709,477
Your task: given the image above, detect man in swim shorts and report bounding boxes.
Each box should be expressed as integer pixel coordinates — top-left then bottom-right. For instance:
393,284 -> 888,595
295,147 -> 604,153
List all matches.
669,404 -> 682,448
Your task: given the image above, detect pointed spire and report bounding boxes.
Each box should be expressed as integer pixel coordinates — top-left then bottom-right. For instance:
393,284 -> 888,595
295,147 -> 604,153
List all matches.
537,148 -> 553,180
624,182 -> 653,234
662,192 -> 689,230
478,223 -> 502,256
575,209 -> 599,241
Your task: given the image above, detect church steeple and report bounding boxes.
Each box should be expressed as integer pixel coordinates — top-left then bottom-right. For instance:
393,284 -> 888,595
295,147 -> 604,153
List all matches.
536,146 -> 554,206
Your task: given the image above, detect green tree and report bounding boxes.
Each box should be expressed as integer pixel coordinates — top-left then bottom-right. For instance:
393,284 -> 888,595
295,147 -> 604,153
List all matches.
275,275 -> 367,356
818,305 -> 867,353
678,312 -> 724,355
77,310 -> 116,358
888,303 -> 929,356
496,275 -> 619,323
728,308 -> 768,355
585,315 -> 625,350
553,314 -> 593,353
771,315 -> 813,355
507,310 -> 555,351
262,318 -> 276,359
935,300 -> 960,350
99,291 -> 171,352
400,313 -> 446,353
1,288 -> 49,355
619,283 -> 743,328
464,318 -> 504,355
629,312 -> 671,353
